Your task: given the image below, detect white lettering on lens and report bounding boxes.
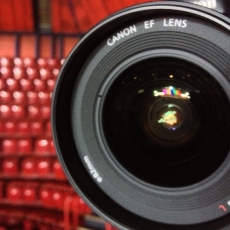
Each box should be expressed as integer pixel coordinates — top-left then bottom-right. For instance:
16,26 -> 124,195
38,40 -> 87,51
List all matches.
163,19 -> 187,28
144,20 -> 155,29
84,156 -> 102,183
107,25 -> 137,46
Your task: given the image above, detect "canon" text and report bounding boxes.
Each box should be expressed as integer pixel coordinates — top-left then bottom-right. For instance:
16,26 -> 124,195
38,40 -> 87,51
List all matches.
107,25 -> 137,46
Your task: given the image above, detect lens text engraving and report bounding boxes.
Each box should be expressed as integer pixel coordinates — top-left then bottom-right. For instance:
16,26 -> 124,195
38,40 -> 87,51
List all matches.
163,19 -> 188,28
144,20 -> 155,29
107,25 -> 137,46
84,156 -> 103,183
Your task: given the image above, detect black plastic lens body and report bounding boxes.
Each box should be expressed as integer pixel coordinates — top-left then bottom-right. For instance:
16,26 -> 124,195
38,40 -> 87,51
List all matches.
52,1 -> 230,229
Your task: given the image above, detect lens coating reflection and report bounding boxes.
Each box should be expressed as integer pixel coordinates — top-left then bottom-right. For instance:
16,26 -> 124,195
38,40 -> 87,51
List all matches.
102,58 -> 230,187
157,104 -> 182,130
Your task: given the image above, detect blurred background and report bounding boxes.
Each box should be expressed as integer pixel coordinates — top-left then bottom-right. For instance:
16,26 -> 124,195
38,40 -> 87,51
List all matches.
0,0 -> 154,229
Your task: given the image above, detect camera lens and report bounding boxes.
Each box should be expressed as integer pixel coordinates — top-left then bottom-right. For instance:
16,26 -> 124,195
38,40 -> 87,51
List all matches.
52,2 -> 230,229
102,57 -> 230,188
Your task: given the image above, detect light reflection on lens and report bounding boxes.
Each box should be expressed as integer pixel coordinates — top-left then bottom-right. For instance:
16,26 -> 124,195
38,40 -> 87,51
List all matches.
157,104 -> 183,131
154,86 -> 190,99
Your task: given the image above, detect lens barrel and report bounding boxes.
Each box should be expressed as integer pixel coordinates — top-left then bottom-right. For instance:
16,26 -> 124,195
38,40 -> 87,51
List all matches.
52,2 -> 230,229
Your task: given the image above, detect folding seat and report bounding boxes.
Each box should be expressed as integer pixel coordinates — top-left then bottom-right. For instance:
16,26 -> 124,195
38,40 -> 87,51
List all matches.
40,68 -> 52,81
20,78 -> 34,91
0,91 -> 12,103
52,160 -> 66,180
0,105 -> 11,119
13,57 -> 24,67
52,190 -> 65,210
37,58 -> 48,68
2,157 -> 19,175
41,106 -> 51,120
30,121 -> 44,135
0,67 -> 12,79
18,139 -> 32,155
39,185 -> 53,208
6,182 -> 23,202
26,67 -> 39,80
13,66 -> 26,80
34,79 -> 47,91
12,105 -> 26,119
35,139 -> 50,154
28,105 -> 40,119
52,68 -> 59,79
27,91 -> 39,104
13,91 -> 26,104
0,57 -> 13,67
2,139 -> 17,155
17,121 -> 30,135
23,57 -> 37,68
36,158 -> 51,177
47,79 -> 56,92
47,58 -> 61,69
21,157 -> 36,176
4,122 -> 17,134
22,183 -> 39,203
38,92 -> 51,105
6,78 -> 19,91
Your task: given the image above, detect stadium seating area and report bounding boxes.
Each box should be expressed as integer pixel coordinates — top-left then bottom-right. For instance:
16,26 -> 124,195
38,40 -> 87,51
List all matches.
0,0 -> 154,229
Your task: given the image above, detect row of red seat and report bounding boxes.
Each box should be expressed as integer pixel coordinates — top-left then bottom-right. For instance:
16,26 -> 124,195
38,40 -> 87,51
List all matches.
0,156 -> 65,179
0,91 -> 52,105
0,104 -> 51,120
1,138 -> 55,155
2,182 -> 79,209
0,78 -> 55,92
1,66 -> 59,80
0,57 -> 64,69
0,120 -> 51,136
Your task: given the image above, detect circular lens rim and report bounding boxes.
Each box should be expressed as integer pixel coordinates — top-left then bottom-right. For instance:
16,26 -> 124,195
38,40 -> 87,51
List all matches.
52,2 -> 230,229
97,48 -> 230,190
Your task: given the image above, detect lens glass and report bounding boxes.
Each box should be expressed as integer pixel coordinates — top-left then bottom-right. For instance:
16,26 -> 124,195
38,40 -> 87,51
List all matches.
102,57 -> 230,187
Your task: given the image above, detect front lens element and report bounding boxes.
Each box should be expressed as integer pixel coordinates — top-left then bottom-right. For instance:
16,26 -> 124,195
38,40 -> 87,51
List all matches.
157,104 -> 183,130
102,57 -> 230,187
